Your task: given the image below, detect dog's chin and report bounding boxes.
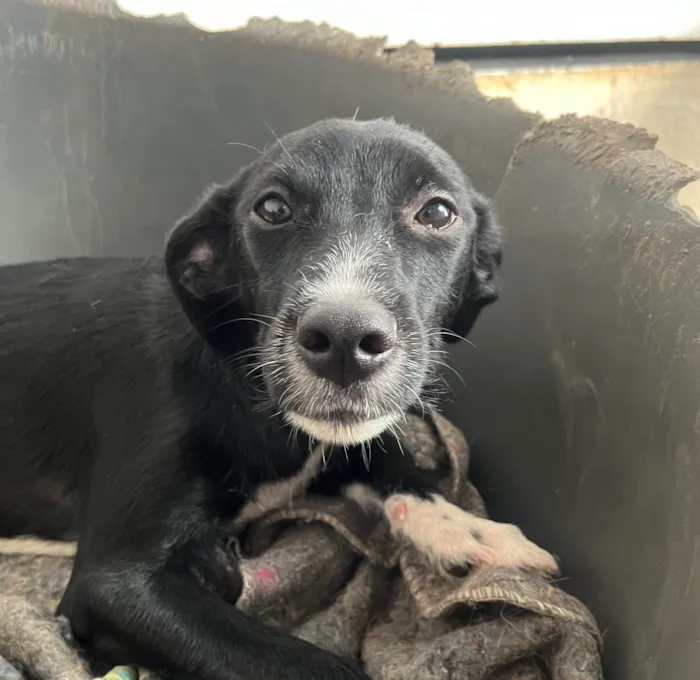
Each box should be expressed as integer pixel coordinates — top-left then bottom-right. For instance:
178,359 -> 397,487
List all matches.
284,412 -> 400,446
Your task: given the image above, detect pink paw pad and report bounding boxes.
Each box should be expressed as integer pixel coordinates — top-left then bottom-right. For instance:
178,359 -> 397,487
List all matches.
385,498 -> 408,522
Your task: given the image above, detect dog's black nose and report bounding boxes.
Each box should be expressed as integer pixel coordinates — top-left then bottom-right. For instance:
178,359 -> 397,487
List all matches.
296,301 -> 397,386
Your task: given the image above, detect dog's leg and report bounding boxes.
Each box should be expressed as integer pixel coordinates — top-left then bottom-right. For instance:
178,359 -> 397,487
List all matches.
58,452 -> 370,680
61,536 -> 370,680
311,434 -> 558,575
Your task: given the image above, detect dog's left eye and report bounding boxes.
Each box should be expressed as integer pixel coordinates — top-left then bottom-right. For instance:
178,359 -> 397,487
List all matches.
415,200 -> 456,230
254,195 -> 293,225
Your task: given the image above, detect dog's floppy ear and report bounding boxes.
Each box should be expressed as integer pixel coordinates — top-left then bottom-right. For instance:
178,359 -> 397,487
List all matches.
165,177 -> 252,352
444,192 -> 503,342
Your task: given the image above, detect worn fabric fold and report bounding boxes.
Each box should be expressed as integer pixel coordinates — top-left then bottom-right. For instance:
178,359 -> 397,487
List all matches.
0,411 -> 602,680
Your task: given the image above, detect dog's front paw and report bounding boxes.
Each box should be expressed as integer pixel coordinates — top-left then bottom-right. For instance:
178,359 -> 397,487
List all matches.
384,493 -> 559,575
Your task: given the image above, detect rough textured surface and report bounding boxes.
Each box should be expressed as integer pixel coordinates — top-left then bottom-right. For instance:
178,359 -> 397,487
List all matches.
238,19 -> 484,98
474,62 -> 700,217
293,562 -> 388,660
0,598 -> 89,680
0,539 -> 75,559
0,554 -> 73,612
237,523 -> 360,630
29,0 -> 124,15
0,411 -> 602,680
452,124 -> 700,680
511,115 -> 700,204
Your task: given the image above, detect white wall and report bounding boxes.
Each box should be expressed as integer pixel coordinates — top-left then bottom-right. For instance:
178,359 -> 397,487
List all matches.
117,0 -> 700,45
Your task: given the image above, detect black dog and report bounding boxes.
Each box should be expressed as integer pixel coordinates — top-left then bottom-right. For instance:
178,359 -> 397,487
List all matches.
0,118 -> 508,680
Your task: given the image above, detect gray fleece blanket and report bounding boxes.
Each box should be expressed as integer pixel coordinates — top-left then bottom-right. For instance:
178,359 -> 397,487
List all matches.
0,411 -> 603,680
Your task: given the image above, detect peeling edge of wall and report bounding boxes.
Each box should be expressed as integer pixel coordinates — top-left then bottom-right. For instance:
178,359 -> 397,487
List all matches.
22,0 -> 532,113
510,114 -> 700,213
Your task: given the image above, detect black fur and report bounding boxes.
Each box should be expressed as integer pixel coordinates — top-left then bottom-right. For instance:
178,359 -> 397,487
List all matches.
0,119 -> 501,680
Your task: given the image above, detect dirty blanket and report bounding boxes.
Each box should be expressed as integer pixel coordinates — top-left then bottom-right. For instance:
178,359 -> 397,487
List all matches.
0,411 -> 603,680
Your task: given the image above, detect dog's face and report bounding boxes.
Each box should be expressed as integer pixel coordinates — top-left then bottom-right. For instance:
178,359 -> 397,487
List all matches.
166,119 -> 501,445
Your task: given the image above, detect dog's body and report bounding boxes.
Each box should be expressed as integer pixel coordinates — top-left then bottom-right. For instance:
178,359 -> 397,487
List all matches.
0,119 -> 545,680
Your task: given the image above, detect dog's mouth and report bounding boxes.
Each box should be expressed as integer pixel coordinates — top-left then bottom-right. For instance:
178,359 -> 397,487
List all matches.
256,296 -> 431,445
265,335 -> 415,445
284,410 -> 401,445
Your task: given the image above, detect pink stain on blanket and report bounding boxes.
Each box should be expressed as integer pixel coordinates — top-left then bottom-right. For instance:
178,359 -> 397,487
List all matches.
255,567 -> 278,592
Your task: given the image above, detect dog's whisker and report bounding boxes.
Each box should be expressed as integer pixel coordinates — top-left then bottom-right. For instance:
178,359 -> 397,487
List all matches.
360,441 -> 371,471
271,161 -> 290,177
429,359 -> 467,388
263,120 -> 295,167
209,317 -> 271,334
436,327 -> 477,348
404,385 -> 427,419
224,141 -> 264,155
243,358 -> 282,380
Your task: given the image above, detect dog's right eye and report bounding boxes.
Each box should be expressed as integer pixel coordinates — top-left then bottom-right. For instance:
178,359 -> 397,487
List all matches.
415,199 -> 457,230
254,195 -> 293,225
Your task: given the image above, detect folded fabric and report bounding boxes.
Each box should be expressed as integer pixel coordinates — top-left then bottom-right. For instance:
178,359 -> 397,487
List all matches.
0,411 -> 603,680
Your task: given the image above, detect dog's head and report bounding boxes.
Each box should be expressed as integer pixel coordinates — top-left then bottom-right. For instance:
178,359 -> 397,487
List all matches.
166,119 -> 502,445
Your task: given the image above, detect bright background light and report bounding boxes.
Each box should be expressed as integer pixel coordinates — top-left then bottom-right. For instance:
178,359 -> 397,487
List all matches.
116,0 -> 700,45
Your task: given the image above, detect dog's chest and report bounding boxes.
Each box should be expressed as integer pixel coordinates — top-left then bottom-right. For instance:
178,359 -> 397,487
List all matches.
231,443 -> 327,530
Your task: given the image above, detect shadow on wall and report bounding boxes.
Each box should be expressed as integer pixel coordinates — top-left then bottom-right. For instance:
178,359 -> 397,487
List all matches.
475,61 -> 700,218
